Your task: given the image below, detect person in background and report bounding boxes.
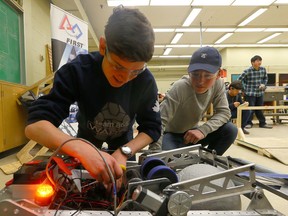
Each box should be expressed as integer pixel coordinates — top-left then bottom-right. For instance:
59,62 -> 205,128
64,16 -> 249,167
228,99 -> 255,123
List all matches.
238,55 -> 272,129
150,46 -> 238,156
25,6 -> 161,187
226,80 -> 251,135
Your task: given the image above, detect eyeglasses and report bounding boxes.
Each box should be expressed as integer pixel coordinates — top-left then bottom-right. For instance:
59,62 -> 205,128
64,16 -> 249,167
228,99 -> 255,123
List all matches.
189,71 -> 218,80
105,47 -> 147,77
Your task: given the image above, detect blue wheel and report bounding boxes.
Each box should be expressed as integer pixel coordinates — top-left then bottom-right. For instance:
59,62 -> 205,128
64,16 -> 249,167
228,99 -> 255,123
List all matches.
140,157 -> 166,179
147,165 -> 178,183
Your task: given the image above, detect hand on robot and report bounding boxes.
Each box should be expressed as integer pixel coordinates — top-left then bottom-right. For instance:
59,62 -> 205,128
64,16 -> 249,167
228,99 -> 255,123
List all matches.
76,142 -> 123,185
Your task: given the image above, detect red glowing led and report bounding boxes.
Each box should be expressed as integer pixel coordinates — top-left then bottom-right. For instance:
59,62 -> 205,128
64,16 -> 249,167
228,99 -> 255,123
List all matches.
35,184 -> 55,206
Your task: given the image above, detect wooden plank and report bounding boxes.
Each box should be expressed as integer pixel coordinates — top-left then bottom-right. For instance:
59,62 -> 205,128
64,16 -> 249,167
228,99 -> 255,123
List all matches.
234,139 -> 288,165
265,149 -> 288,165
0,161 -> 22,175
16,140 -> 49,164
234,139 -> 263,152
245,137 -> 288,149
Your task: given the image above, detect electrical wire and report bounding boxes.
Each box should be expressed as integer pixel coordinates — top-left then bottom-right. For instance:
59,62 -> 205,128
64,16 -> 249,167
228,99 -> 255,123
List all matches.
45,137 -> 118,216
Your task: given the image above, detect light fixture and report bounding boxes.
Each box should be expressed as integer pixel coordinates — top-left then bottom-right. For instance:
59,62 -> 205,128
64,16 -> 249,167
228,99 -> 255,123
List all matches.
159,55 -> 191,58
232,0 -> 275,6
274,0 -> 288,4
166,45 -> 190,48
171,33 -> 183,44
175,28 -> 204,32
150,0 -> 192,6
163,48 -> 172,55
106,0 -> 278,6
235,28 -> 265,32
238,8 -> 268,26
153,28 -> 175,33
107,0 -> 149,6
155,45 -> 165,48
205,28 -> 236,32
215,33 -> 234,44
191,0 -> 234,6
182,8 -> 202,27
214,44 -> 288,47
257,33 -> 282,43
265,28 -> 288,32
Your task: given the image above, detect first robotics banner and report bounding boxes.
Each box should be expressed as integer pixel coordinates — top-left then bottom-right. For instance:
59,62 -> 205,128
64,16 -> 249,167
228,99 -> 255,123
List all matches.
50,4 -> 88,71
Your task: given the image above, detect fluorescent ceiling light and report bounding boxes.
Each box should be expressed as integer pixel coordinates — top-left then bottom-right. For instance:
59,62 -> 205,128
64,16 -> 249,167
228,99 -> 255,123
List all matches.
215,33 -> 233,44
255,44 -> 288,47
163,48 -> 172,55
205,28 -> 236,32
190,44 -> 213,47
232,0 -> 275,6
150,0 -> 192,6
107,0 -> 149,6
154,45 -> 165,48
274,0 -> 288,4
238,8 -> 267,26
182,8 -> 202,27
191,0 -> 234,6
175,28 -> 203,32
155,44 -> 288,48
235,28 -> 265,32
171,33 -> 184,44
155,27 -> 287,33
257,33 -> 282,43
166,45 -> 190,48
265,28 -> 288,32
214,44 -> 288,47
148,65 -> 189,69
159,55 -> 191,58
153,28 -> 175,32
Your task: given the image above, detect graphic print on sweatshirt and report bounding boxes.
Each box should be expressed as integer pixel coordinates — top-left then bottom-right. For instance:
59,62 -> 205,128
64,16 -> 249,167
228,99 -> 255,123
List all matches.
87,102 -> 130,141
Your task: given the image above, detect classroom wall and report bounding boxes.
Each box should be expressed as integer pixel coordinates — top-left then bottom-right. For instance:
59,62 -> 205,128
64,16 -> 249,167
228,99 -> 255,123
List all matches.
154,47 -> 288,93
221,47 -> 288,86
23,0 -> 51,86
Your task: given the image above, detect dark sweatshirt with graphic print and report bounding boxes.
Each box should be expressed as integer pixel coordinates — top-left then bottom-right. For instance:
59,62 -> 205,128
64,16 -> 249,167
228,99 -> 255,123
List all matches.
27,52 -> 161,149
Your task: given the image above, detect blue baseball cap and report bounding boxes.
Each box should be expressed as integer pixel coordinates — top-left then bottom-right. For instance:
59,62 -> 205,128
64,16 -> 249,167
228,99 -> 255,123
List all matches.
188,46 -> 222,74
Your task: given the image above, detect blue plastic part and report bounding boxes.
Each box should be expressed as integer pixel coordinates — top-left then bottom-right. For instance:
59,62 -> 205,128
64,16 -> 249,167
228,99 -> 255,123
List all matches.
140,157 -> 166,179
147,165 -> 178,183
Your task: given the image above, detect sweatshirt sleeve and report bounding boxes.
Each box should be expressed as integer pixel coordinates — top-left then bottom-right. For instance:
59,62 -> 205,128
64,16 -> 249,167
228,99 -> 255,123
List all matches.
149,82 -> 180,150
198,80 -> 231,136
135,72 -> 161,143
27,63 -> 79,127
226,92 -> 236,111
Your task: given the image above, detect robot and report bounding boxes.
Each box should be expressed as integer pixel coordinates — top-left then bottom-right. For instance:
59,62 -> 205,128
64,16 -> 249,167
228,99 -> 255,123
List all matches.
0,145 -> 287,216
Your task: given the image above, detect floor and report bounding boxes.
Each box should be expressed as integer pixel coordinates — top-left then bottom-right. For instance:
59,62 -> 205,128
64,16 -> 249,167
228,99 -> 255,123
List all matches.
224,118 -> 288,215
0,118 -> 287,215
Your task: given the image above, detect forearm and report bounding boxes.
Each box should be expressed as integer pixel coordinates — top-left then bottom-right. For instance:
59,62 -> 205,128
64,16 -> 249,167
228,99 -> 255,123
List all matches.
124,132 -> 153,155
25,122 -> 123,184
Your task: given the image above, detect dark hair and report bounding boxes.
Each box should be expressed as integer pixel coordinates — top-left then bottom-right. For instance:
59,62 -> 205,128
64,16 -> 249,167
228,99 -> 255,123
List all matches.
229,80 -> 242,90
104,6 -> 155,62
251,55 -> 262,63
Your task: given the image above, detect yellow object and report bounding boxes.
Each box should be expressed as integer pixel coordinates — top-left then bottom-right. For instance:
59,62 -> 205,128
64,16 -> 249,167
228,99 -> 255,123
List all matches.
120,164 -> 126,171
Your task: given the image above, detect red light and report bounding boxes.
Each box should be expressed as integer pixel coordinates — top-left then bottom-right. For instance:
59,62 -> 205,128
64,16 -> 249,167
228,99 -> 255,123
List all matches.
35,184 -> 55,206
